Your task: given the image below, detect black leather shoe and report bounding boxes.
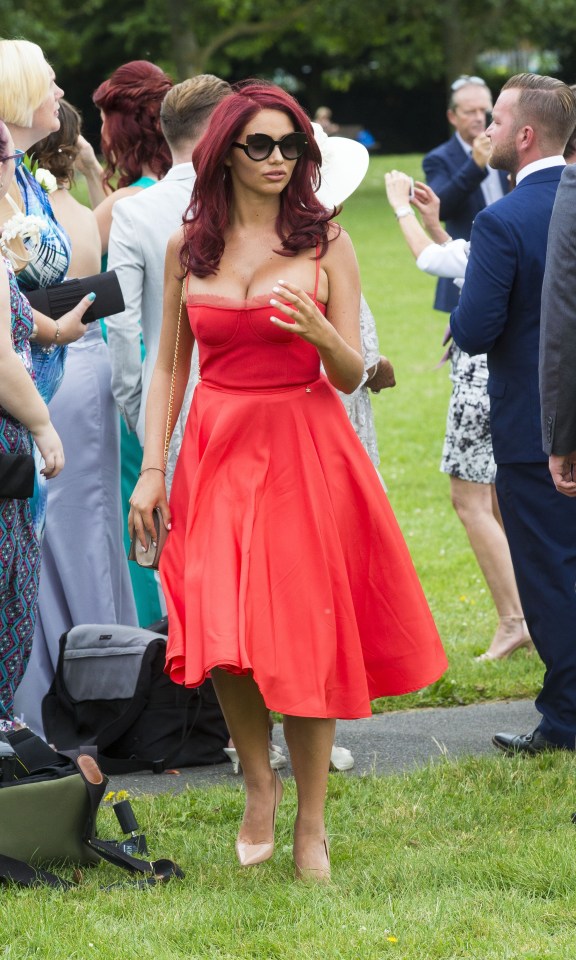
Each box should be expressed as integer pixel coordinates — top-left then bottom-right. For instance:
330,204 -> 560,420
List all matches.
492,729 -> 566,755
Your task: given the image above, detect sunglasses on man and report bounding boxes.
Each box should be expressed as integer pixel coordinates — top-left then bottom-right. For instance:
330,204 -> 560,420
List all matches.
232,132 -> 308,162
450,75 -> 487,92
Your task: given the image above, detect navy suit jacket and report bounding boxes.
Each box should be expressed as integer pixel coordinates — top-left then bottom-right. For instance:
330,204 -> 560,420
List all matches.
423,135 -> 509,312
450,165 -> 564,465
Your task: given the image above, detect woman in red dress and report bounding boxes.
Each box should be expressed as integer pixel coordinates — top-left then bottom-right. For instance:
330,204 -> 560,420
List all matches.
129,82 -> 447,881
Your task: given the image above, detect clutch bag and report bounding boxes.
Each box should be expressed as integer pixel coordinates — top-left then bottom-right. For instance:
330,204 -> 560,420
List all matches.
0,453 -> 35,499
25,270 -> 125,325
128,507 -> 168,570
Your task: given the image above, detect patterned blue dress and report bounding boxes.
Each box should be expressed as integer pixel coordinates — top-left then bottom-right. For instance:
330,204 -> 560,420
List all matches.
14,166 -> 71,538
0,260 -> 40,723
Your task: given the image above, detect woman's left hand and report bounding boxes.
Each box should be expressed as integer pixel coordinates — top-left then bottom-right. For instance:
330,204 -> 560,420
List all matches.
269,280 -> 329,346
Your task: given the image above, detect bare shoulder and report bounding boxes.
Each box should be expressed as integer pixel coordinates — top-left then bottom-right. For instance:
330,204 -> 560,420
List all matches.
324,226 -> 358,266
166,225 -> 186,259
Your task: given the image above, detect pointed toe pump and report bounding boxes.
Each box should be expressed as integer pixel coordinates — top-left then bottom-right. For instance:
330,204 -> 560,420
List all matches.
235,772 -> 283,867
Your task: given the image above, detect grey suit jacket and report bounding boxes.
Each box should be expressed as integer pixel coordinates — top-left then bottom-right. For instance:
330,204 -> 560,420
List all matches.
107,163 -> 195,445
540,163 -> 576,455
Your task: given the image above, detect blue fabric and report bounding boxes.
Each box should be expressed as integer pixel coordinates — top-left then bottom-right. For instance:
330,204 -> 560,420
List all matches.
450,167 -> 562,464
15,166 -> 72,534
496,463 -> 576,747
423,135 -> 508,312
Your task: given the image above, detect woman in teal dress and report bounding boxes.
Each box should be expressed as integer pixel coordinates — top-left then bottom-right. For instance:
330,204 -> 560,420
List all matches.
75,61 -> 173,626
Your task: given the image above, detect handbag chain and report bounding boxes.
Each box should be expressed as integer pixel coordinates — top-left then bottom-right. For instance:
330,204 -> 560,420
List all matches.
163,276 -> 185,467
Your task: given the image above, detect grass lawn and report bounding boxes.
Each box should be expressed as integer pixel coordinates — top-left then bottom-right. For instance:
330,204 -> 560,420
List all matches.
4,157 -> 558,958
2,755 -> 576,959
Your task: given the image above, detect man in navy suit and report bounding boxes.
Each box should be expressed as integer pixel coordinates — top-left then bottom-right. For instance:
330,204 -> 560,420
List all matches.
451,73 -> 576,754
423,76 -> 509,313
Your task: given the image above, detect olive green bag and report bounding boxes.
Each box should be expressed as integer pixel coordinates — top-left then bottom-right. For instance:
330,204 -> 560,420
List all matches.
0,728 -> 184,889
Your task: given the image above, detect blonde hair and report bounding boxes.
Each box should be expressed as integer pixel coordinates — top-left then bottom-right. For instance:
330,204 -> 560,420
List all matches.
160,75 -> 231,147
0,39 -> 52,127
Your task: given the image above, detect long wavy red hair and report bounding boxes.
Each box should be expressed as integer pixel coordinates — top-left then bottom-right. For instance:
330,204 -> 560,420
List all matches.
181,81 -> 335,277
92,60 -> 172,190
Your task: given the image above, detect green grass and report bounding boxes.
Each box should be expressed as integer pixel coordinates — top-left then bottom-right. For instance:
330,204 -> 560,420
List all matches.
3,756 -> 576,959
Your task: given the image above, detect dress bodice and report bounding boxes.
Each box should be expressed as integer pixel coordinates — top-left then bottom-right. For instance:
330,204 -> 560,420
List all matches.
187,293 -> 326,390
14,167 -> 71,292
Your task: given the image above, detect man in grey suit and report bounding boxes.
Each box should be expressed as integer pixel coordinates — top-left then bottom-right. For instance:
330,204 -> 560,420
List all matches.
540,162 -> 576,497
106,75 -> 231,446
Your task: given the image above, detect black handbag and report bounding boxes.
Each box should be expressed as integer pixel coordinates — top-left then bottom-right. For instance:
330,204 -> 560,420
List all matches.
0,452 -> 35,499
25,270 -> 125,325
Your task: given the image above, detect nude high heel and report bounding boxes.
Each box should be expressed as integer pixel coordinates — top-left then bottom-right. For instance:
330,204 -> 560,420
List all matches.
235,771 -> 283,867
294,836 -> 331,883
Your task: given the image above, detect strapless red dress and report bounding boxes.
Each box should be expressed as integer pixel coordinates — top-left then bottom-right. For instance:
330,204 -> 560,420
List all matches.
160,287 -> 447,719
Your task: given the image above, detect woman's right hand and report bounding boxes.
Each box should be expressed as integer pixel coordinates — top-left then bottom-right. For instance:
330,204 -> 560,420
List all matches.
128,470 -> 171,550
32,421 -> 64,478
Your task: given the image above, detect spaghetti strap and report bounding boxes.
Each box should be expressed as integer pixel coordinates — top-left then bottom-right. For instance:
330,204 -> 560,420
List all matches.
313,244 -> 321,301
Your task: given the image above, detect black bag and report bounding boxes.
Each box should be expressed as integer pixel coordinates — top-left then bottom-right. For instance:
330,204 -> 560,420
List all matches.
0,727 -> 184,889
0,452 -> 35,499
42,624 -> 229,775
25,270 -> 125,325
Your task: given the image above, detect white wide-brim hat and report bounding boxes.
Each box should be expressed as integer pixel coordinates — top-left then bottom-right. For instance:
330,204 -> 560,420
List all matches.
311,121 -> 370,209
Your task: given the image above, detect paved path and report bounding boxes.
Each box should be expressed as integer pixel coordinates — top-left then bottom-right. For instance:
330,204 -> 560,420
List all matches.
108,699 -> 540,796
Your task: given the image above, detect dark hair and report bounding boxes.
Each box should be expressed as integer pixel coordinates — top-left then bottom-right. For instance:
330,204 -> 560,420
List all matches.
93,60 -> 173,190
501,73 -> 576,151
181,81 -> 335,278
32,99 -> 81,186
160,75 -> 231,148
0,119 -> 9,159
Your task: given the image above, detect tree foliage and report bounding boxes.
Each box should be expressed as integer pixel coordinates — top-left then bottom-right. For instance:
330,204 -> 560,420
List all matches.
0,0 -> 575,97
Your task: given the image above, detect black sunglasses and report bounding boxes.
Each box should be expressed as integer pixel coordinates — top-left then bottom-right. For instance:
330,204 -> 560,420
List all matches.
0,149 -> 25,169
232,132 -> 308,162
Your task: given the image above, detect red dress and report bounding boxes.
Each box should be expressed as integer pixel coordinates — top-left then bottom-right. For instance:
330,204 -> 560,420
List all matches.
161,272 -> 447,719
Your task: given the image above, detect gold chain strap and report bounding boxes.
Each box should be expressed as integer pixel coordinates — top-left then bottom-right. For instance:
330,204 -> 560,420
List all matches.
163,276 -> 185,467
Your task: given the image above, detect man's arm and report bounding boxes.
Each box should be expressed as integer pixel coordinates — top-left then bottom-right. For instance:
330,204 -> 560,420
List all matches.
450,206 -> 517,355
106,200 -> 145,432
423,146 -> 488,222
540,164 -> 576,469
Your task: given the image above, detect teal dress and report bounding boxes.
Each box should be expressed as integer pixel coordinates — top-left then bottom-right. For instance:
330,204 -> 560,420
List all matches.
102,175 -> 162,627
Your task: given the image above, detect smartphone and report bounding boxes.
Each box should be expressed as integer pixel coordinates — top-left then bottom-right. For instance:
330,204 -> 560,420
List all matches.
408,177 -> 415,200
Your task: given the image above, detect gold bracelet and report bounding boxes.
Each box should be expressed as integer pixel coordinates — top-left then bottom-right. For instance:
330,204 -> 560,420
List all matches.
139,467 -> 166,477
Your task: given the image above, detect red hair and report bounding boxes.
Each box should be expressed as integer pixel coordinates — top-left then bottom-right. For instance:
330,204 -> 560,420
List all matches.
92,60 -> 172,190
181,81 -> 336,277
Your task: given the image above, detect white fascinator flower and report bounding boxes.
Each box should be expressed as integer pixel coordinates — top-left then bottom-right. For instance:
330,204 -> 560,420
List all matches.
34,168 -> 58,194
0,193 -> 47,268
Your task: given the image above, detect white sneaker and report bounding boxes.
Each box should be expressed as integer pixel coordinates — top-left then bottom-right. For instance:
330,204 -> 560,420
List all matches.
224,744 -> 288,775
329,745 -> 354,771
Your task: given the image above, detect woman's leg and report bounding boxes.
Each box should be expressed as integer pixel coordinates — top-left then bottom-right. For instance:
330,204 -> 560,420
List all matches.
283,715 -> 335,878
210,668 -> 278,846
449,476 -> 531,658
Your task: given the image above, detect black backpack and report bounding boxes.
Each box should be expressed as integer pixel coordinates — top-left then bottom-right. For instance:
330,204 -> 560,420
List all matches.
42,622 -> 229,774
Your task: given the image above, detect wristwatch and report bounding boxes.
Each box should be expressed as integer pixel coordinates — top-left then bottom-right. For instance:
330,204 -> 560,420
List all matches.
394,205 -> 414,220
